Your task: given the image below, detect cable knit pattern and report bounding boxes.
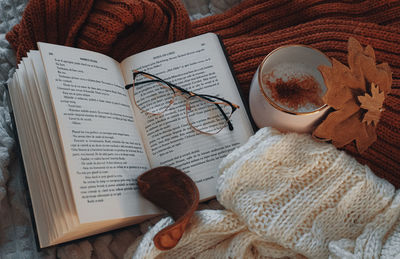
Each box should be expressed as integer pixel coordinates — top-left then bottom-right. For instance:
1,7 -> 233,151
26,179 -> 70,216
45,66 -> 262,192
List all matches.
0,0 -> 27,86
329,192 -> 400,258
381,217 -> 400,258
129,128 -> 400,258
0,0 -> 28,258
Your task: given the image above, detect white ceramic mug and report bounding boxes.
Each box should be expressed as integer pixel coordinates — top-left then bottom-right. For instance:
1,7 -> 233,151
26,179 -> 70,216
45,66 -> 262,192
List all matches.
249,45 -> 332,133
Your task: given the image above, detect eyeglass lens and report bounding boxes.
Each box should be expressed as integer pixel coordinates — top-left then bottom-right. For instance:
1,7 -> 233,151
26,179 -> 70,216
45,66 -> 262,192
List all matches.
134,73 -> 175,114
186,96 -> 232,134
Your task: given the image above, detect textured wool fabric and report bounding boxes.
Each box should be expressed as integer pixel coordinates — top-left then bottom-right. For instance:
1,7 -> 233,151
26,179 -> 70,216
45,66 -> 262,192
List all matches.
6,0 -> 400,187
6,0 -> 194,62
127,127 -> 400,258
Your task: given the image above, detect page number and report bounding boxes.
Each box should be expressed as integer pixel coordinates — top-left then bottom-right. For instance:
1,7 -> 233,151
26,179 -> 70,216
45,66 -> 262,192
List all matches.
49,52 -> 54,56
201,43 -> 205,46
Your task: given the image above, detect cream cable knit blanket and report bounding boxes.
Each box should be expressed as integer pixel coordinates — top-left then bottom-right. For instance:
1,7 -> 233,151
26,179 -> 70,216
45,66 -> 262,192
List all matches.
127,127 -> 400,259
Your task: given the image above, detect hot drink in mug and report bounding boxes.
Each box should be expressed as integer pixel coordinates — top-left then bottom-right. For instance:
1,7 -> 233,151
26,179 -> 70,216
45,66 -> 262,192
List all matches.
249,45 -> 331,133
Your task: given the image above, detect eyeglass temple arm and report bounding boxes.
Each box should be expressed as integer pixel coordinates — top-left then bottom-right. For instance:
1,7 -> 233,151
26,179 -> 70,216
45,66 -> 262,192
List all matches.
218,104 -> 234,131
199,95 -> 235,131
199,94 -> 238,111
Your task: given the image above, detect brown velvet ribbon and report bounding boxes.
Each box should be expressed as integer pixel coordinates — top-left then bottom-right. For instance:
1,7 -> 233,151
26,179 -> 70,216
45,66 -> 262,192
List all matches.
137,166 -> 199,250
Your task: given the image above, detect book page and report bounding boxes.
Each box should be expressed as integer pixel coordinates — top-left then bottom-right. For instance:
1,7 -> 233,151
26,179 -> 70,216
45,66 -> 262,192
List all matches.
121,33 -> 254,200
38,43 -> 160,223
9,70 -> 54,246
29,51 -> 79,226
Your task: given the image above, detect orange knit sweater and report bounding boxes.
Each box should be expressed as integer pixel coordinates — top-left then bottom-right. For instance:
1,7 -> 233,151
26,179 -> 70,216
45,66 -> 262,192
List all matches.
7,0 -> 400,187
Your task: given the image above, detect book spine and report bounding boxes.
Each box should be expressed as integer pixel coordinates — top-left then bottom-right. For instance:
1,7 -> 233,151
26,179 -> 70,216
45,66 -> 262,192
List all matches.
216,34 -> 257,132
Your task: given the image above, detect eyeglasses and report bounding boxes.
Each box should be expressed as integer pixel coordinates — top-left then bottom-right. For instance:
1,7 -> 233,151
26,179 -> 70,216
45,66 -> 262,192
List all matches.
125,71 -> 239,135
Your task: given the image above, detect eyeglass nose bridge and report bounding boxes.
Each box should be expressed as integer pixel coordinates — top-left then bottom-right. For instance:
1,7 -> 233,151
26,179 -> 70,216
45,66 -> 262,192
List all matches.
173,89 -> 197,113
166,89 -> 192,111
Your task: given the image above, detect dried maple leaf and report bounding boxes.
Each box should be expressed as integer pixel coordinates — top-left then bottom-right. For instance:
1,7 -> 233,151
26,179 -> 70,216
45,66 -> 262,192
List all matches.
358,83 -> 385,126
313,37 -> 392,153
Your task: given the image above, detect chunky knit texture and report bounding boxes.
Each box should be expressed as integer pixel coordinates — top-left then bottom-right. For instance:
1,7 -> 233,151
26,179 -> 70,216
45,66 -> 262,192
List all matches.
127,127 -> 400,258
6,0 -> 400,187
6,0 -> 194,62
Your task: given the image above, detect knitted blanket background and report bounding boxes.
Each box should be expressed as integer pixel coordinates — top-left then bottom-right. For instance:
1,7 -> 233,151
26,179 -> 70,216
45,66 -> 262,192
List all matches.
6,0 -> 400,188
3,0 -> 400,258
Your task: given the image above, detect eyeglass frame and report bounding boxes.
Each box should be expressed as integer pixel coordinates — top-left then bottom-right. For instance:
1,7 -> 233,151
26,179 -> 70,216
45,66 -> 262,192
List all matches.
125,70 -> 239,135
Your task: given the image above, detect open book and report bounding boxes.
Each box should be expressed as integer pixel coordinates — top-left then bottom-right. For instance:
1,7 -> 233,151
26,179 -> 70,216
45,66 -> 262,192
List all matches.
7,33 -> 254,248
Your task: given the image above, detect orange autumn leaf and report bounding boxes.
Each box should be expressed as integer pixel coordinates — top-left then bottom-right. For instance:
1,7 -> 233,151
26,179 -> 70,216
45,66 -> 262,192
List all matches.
357,83 -> 385,126
313,37 -> 392,153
